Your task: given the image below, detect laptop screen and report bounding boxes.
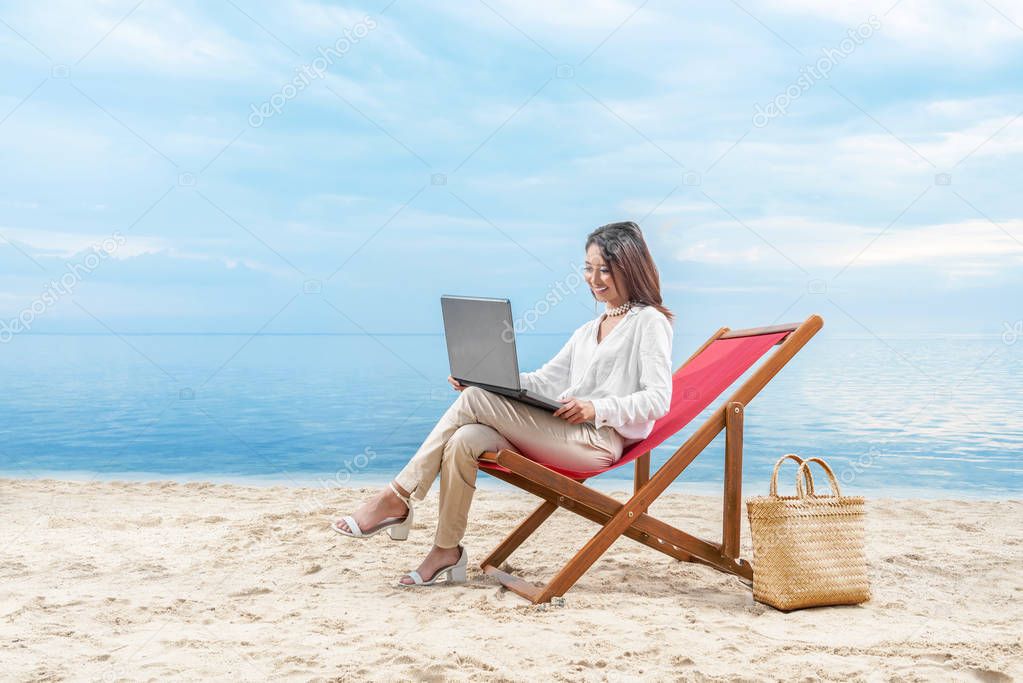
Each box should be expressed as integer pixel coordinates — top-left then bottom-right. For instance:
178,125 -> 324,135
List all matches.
441,295 -> 521,391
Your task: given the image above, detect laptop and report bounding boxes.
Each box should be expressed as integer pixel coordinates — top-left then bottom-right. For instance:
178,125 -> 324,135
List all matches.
440,295 -> 563,412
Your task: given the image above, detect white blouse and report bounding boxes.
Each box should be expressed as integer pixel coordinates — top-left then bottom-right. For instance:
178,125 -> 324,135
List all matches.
519,304 -> 674,444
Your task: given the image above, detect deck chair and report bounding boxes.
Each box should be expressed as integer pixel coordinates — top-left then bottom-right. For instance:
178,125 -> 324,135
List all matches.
477,313 -> 823,603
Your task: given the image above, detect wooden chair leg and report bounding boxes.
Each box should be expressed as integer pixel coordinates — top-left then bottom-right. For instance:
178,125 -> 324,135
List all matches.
480,500 -> 558,570
633,452 -> 650,514
722,401 -> 744,559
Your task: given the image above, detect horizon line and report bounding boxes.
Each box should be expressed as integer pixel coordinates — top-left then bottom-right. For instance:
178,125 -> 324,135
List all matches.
10,331 -> 1010,339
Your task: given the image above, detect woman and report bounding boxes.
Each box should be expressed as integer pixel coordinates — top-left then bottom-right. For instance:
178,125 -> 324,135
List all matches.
332,221 -> 674,587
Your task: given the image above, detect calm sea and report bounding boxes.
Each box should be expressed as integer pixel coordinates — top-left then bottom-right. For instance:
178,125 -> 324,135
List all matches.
1,333 -> 1020,498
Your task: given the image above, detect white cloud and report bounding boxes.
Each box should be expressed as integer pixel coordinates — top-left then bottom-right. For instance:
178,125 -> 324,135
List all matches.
0,199 -> 40,210
0,227 -> 301,280
662,282 -> 778,293
669,215 -> 1023,277
618,199 -> 712,216
0,227 -> 167,259
9,1 -> 267,76
282,1 -> 429,63
755,0 -> 1023,57
918,111 -> 1023,168
284,1 -> 370,33
0,105 -> 116,162
436,0 -> 660,36
675,242 -> 766,266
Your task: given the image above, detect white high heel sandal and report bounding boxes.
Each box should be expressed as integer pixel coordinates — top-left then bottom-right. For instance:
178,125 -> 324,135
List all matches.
396,545 -> 468,587
331,482 -> 413,540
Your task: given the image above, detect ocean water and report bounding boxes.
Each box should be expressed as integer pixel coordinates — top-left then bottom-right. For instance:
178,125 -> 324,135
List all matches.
1,333 -> 1020,498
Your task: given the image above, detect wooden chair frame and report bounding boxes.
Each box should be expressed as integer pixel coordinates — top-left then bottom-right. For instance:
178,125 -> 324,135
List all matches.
477,314 -> 824,603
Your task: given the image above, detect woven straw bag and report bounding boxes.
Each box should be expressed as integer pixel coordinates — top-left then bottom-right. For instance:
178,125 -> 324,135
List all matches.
746,454 -> 870,611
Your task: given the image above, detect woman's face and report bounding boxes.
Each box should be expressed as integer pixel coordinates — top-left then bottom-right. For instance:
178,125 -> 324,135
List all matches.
584,243 -> 626,306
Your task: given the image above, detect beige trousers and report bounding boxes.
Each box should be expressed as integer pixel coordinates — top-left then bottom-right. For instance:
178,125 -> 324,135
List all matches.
393,385 -> 625,548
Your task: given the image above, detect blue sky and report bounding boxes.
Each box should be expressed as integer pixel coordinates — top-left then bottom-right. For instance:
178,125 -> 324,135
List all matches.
1,0 -> 1021,338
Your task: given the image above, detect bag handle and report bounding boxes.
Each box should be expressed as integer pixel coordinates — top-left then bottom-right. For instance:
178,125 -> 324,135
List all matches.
796,457 -> 843,498
769,454 -> 815,497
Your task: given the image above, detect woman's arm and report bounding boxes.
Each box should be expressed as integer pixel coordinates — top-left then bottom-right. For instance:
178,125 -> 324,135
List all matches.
519,331 -> 575,398
590,314 -> 673,429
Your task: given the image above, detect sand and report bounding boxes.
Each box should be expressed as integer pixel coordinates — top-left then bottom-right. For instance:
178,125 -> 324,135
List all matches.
0,478 -> 1020,681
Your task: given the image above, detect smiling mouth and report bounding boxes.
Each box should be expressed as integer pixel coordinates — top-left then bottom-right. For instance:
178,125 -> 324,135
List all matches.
593,286 -> 608,292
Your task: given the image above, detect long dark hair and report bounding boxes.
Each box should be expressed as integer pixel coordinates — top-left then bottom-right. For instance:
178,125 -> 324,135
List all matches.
585,221 -> 673,322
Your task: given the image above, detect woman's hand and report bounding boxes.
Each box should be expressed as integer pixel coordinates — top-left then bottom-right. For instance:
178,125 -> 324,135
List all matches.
554,397 -> 595,424
448,375 -> 466,392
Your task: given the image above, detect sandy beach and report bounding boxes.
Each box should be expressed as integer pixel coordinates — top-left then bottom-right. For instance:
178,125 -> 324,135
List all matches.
1,478 -> 1019,681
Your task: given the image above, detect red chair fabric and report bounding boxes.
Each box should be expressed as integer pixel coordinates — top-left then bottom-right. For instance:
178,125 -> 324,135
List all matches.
480,331 -> 788,479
